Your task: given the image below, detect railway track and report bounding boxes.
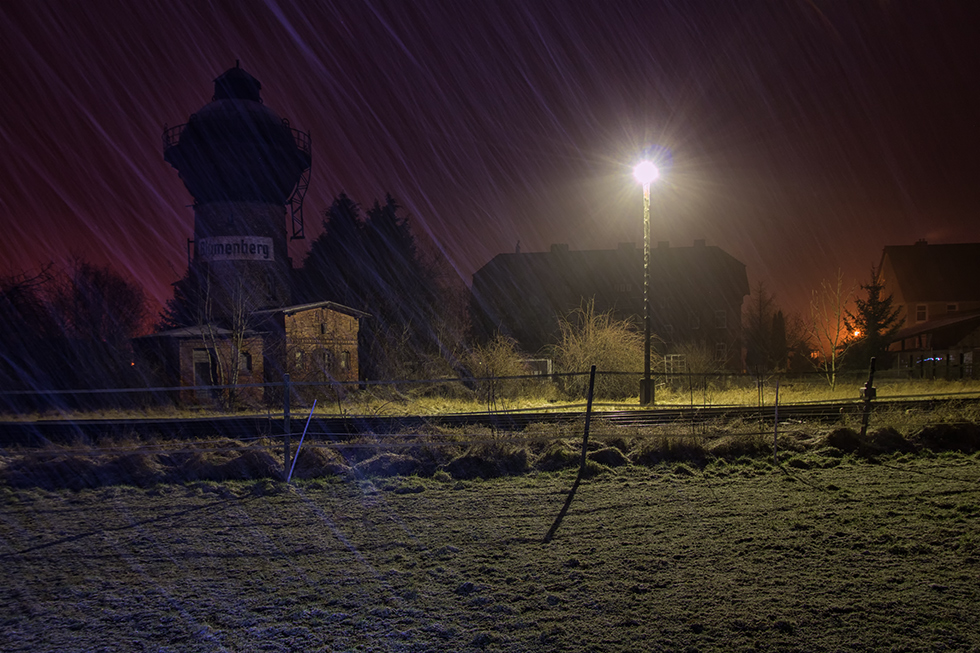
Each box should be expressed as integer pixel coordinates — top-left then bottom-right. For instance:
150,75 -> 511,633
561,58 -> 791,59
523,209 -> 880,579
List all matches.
2,396 -> 977,447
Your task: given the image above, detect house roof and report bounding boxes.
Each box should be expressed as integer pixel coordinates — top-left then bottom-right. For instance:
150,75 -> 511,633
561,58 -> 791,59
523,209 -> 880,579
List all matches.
889,309 -> 980,350
881,242 -> 980,302
474,241 -> 750,299
135,325 -> 261,340
253,300 -> 370,319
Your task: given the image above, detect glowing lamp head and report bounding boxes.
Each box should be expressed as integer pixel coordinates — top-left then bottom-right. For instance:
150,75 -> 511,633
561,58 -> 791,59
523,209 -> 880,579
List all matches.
633,160 -> 659,185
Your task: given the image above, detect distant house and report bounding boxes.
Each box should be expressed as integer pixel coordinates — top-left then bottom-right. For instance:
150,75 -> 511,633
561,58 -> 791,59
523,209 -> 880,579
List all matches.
134,300 -> 367,404
471,240 -> 750,372
880,241 -> 980,378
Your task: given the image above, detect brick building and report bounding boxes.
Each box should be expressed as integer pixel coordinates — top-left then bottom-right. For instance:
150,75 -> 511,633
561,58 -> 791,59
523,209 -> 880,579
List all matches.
135,301 -> 367,404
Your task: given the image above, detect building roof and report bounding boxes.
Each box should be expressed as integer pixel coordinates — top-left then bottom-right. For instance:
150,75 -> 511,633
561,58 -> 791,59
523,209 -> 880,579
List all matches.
889,309 -> 980,350
135,325 -> 261,340
474,241 -> 749,300
881,242 -> 980,303
253,300 -> 370,319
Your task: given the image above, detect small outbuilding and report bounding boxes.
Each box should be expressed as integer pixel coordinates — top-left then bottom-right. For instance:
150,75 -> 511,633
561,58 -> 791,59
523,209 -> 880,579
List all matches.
134,300 -> 368,405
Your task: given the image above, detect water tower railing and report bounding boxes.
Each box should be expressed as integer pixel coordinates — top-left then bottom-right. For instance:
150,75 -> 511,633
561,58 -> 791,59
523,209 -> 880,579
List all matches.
288,127 -> 311,158
162,123 -> 188,151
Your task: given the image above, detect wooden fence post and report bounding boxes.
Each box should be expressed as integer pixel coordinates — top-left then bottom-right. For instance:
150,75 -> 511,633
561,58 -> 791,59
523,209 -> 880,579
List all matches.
860,358 -> 877,438
544,365 -> 597,543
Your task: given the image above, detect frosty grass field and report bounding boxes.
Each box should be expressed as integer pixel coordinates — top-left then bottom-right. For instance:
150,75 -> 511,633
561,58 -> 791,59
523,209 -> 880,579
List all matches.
2,417 -> 979,652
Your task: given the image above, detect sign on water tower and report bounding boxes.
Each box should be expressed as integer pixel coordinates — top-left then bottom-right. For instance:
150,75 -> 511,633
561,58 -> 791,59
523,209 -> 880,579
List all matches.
197,237 -> 274,261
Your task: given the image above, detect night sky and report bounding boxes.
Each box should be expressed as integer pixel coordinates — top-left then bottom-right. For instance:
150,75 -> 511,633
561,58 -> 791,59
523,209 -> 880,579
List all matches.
2,1 -> 977,323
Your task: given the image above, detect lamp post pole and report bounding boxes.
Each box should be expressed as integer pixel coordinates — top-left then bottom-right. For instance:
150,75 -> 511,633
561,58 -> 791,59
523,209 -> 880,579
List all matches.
641,179 -> 653,405
634,159 -> 659,406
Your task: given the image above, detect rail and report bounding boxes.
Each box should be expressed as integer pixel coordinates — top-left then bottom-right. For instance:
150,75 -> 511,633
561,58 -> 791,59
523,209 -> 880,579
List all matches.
161,121 -> 311,158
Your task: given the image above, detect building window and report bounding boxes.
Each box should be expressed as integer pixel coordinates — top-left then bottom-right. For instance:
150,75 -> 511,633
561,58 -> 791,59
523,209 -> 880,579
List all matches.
320,323 -> 326,335
947,303 -> 958,313
714,310 -> 727,329
690,314 -> 700,330
715,342 -> 727,361
916,304 -> 927,322
665,354 -> 686,374
341,351 -> 351,370
239,350 -> 252,373
663,324 -> 673,336
616,282 -> 632,292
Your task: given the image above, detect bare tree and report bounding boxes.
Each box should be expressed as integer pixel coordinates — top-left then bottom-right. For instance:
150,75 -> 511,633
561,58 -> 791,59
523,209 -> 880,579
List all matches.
808,269 -> 855,388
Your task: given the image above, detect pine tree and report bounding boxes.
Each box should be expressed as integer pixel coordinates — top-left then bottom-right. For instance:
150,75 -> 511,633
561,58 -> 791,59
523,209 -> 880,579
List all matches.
845,263 -> 903,368
299,193 -> 369,308
744,281 -> 776,373
299,193 -> 464,380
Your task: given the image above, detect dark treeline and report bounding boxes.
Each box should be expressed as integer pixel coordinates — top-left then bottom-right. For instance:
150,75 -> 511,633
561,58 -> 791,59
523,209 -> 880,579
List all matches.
0,261 -> 148,409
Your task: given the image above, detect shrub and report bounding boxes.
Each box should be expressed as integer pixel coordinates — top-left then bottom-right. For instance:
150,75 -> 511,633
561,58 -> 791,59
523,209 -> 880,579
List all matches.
466,334 -> 533,403
588,447 -> 629,467
290,446 -> 350,479
534,441 -> 579,472
705,433 -> 769,460
909,423 -> 980,453
446,444 -> 530,479
551,300 -> 643,400
633,436 -> 706,466
354,453 -> 423,478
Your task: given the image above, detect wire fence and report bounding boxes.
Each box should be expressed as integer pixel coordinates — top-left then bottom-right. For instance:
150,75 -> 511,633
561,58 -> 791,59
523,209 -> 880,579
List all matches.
3,367 -> 980,416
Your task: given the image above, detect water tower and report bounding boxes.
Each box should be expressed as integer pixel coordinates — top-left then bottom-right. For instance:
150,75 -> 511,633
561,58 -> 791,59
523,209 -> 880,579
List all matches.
163,62 -> 311,322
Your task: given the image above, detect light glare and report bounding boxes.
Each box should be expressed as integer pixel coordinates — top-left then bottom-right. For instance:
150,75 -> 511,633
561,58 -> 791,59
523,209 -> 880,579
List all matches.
633,160 -> 659,185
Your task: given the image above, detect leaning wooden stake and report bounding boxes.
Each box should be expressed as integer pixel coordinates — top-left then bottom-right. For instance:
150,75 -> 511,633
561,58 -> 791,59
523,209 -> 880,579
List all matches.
287,399 -> 317,483
543,365 -> 597,543
283,373 -> 292,477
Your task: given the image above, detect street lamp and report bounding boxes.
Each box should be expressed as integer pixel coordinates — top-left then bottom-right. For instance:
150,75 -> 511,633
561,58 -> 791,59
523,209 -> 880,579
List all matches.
634,159 -> 659,405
